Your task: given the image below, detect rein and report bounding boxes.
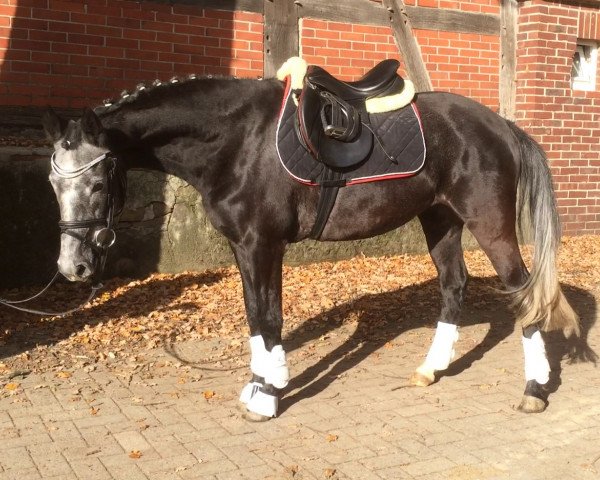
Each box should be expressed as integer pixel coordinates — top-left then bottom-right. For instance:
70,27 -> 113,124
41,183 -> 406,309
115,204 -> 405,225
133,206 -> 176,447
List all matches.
0,151 -> 122,317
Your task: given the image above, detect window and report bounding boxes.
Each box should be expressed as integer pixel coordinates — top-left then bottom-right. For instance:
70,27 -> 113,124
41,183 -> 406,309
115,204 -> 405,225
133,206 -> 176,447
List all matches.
571,41 -> 598,92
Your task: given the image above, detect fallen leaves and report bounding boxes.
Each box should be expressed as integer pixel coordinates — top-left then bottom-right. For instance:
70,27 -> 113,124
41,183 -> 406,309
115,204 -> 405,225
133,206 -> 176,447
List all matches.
325,433 -> 338,442
324,468 -> 336,478
0,235 -> 598,374
128,450 -> 142,459
4,383 -> 19,391
202,390 -> 215,400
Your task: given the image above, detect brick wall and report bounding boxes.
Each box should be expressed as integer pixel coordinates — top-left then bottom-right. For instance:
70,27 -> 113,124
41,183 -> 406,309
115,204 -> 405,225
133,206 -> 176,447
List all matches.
516,0 -> 600,235
1,0 -> 599,235
301,20 -> 500,109
0,0 -> 503,111
0,0 -> 263,108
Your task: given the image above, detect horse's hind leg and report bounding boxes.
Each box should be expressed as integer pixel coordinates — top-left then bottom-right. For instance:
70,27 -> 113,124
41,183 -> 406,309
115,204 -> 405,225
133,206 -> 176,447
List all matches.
466,215 -> 550,413
411,205 -> 467,386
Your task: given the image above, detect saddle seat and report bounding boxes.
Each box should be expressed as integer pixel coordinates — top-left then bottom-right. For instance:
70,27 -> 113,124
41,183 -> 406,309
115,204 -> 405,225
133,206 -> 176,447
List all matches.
298,59 -> 405,169
306,59 -> 404,102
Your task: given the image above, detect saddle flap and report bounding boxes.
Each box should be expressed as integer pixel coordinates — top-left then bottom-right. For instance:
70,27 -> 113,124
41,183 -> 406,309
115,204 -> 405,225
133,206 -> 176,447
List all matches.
297,84 -> 373,170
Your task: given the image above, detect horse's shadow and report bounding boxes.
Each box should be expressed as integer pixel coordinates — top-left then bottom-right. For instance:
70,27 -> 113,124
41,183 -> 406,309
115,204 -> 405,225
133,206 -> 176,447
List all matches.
279,278 -> 597,414
0,271 -> 224,361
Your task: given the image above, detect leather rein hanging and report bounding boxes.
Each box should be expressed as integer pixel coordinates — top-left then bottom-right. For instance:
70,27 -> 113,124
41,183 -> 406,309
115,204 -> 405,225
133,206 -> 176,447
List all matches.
0,151 -> 123,316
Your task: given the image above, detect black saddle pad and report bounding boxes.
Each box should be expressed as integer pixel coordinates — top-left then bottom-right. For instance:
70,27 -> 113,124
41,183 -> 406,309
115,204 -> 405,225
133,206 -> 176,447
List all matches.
276,80 -> 426,186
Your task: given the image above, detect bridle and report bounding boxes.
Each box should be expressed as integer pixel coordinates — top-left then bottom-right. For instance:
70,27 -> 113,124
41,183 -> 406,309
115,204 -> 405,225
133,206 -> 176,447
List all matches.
52,151 -> 121,270
0,149 -> 125,316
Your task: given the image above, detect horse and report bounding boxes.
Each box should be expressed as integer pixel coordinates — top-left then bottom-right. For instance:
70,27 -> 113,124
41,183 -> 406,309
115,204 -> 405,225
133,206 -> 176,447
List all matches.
42,62 -> 579,421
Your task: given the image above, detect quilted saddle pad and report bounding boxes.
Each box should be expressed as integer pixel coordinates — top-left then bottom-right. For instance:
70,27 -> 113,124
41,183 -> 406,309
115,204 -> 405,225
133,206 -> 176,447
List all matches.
275,80 -> 426,186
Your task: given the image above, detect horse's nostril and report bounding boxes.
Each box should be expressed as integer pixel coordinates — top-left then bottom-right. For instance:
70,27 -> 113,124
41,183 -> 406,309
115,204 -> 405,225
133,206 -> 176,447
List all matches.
75,264 -> 87,277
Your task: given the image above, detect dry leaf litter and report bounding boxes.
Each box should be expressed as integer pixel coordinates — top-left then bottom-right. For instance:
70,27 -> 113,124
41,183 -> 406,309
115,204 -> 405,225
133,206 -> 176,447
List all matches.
0,236 -> 597,384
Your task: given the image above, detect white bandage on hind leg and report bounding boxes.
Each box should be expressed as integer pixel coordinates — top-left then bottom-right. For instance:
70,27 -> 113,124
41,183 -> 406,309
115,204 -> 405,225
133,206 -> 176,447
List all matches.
420,322 -> 459,372
522,331 -> 550,385
249,335 -> 290,389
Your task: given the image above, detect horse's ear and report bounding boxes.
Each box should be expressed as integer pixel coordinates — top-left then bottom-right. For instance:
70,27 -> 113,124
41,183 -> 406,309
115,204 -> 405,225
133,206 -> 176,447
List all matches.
81,107 -> 103,144
42,106 -> 67,142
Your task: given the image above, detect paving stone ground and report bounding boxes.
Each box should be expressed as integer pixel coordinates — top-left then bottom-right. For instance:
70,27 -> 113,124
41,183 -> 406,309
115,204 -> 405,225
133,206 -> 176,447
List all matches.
0,281 -> 598,480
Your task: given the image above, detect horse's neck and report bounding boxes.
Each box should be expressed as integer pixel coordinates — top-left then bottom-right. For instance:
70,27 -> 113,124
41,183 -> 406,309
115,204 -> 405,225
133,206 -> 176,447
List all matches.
100,78 -> 281,191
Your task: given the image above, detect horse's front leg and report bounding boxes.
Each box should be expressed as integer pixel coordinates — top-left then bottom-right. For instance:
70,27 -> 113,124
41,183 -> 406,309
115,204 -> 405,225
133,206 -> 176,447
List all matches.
230,240 -> 289,420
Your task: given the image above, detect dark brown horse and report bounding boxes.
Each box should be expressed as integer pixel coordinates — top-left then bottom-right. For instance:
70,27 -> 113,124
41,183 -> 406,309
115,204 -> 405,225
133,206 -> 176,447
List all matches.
42,66 -> 578,420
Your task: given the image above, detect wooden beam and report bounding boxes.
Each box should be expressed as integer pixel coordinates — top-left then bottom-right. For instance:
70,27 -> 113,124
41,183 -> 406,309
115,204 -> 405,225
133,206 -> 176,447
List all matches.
381,0 -> 433,92
263,0 -> 299,78
298,0 -> 500,35
404,6 -> 500,35
298,0 -> 388,25
147,0 -> 501,36
141,0 -> 263,13
499,0 -> 518,120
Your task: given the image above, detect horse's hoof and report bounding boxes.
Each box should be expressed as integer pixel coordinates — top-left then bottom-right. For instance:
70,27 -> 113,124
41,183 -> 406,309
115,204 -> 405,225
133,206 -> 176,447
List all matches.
242,410 -> 272,422
517,395 -> 546,413
410,370 -> 435,387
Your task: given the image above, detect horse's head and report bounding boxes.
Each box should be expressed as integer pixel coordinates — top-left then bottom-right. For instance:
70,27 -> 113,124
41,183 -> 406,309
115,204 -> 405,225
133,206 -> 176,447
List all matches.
42,107 -> 125,282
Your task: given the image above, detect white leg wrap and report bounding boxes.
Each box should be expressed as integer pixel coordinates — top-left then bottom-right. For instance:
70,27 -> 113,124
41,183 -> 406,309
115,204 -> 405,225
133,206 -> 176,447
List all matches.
522,331 -> 550,384
420,322 -> 459,372
246,389 -> 278,417
239,381 -> 262,404
249,335 -> 290,389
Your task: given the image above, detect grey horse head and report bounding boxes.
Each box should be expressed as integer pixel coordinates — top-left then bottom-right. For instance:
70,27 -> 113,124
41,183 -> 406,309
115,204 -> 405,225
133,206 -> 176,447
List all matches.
42,107 -> 122,282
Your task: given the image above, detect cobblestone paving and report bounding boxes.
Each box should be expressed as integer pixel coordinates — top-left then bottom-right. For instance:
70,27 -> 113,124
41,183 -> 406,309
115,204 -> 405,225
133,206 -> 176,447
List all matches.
0,286 -> 598,480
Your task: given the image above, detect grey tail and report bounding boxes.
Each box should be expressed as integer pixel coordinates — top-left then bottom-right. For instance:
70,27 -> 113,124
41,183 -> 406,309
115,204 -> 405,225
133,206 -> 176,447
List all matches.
508,121 -> 579,336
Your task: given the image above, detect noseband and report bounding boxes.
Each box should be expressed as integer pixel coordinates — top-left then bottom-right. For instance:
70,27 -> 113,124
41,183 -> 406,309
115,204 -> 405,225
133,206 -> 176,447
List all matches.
0,150 -> 125,316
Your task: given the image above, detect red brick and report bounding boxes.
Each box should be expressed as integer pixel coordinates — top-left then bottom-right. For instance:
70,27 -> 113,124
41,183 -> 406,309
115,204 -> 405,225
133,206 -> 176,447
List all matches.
107,16 -> 141,29
51,42 -> 86,54
122,28 -> 154,41
69,54 -> 104,66
139,40 -> 173,53
127,49 -> 159,61
141,20 -> 173,33
88,45 -> 123,58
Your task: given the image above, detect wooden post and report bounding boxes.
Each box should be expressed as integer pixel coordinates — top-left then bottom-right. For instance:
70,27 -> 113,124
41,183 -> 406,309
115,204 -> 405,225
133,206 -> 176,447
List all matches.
499,0 -> 518,120
263,0 -> 299,78
381,0 -> 433,92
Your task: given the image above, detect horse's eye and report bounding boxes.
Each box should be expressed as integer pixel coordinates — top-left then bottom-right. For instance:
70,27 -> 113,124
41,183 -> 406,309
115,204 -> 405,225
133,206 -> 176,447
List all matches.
92,182 -> 104,193
61,140 -> 71,150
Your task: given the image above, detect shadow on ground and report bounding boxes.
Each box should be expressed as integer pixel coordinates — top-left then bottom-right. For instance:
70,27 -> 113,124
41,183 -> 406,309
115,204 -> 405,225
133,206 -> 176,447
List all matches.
0,271 -> 224,360
0,270 -> 596,414
278,279 -> 597,414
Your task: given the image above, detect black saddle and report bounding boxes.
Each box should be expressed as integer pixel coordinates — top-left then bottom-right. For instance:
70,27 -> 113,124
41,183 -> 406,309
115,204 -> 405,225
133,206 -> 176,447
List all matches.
297,59 -> 404,169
